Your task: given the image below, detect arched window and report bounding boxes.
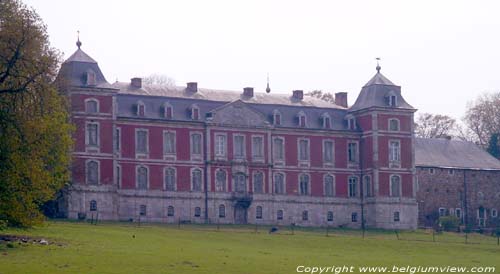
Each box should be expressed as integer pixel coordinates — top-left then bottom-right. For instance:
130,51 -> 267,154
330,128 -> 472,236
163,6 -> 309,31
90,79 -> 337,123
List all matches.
137,166 -> 148,190
299,174 -> 310,195
86,160 -> 99,185
136,101 -> 145,116
219,204 -> 226,218
324,175 -> 334,197
191,104 -> 200,120
215,169 -> 227,192
253,172 -> 264,194
348,177 -> 357,197
139,205 -> 147,216
327,211 -> 333,222
164,102 -> 173,119
389,119 -> 400,131
89,200 -> 97,211
256,206 -> 263,219
86,70 -> 96,86
321,113 -> 331,129
234,173 -> 246,193
273,110 -> 282,126
297,111 -> 306,127
274,173 -> 285,195
194,207 -> 201,217
390,175 -> 401,197
191,169 -> 202,191
277,210 -> 284,220
164,167 -> 176,191
302,210 -> 308,221
363,175 -> 372,197
85,99 -> 98,113
167,206 -> 174,217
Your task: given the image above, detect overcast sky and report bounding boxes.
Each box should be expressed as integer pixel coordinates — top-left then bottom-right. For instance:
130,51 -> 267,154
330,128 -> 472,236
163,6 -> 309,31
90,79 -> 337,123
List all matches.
25,0 -> 500,120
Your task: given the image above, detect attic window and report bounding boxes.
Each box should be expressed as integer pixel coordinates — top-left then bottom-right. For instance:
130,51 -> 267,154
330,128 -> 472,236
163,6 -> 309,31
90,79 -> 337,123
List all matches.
273,110 -> 281,126
164,102 -> 173,119
347,117 -> 356,130
321,113 -> 331,129
136,101 -> 145,116
191,104 -> 200,120
86,70 -> 96,86
297,111 -> 306,127
389,95 -> 397,107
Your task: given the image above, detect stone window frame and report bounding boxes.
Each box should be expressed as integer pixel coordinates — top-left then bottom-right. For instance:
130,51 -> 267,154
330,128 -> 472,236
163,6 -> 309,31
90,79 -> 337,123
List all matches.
84,98 -> 99,113
233,172 -> 248,193
85,121 -> 100,148
297,111 -> 307,128
214,133 -> 227,160
272,136 -> 285,166
189,131 -> 203,161
214,168 -> 228,192
351,212 -> 358,222
322,139 -> 335,166
302,210 -> 309,221
388,118 -> 400,131
251,135 -> 265,162
389,174 -> 402,197
89,200 -> 97,211
363,175 -> 372,197
163,130 -> 177,160
233,134 -> 246,160
438,207 -> 446,217
429,168 -> 435,175
164,166 -> 177,191
277,210 -> 284,220
347,141 -> 359,164
135,128 -> 149,157
455,208 -> 462,219
394,211 -> 400,222
114,126 -> 121,153
256,206 -> 263,219
136,165 -> 149,190
167,205 -> 175,217
136,100 -> 146,116
321,112 -> 332,129
491,209 -> 498,218
272,109 -> 282,126
297,137 -> 310,166
163,102 -> 174,119
86,69 -> 96,86
190,167 -> 204,192
219,204 -> 226,218
348,176 -> 358,198
346,114 -> 356,130
86,159 -> 100,185
323,173 -> 335,197
194,207 -> 201,217
190,104 -> 200,120
448,169 -> 454,175
298,173 -> 311,196
139,204 -> 147,216
327,211 -> 334,222
388,139 -> 401,165
273,172 -> 286,195
115,164 -> 121,188
252,170 -> 265,194
389,95 -> 397,107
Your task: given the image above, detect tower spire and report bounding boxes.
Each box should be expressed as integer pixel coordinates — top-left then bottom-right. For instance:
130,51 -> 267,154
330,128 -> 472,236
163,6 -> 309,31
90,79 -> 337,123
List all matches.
265,73 -> 271,93
76,30 -> 82,49
376,57 -> 381,73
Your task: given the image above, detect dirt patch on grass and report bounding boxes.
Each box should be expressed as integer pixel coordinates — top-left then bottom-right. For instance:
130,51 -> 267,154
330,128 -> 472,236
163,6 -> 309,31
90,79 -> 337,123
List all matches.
0,234 -> 65,246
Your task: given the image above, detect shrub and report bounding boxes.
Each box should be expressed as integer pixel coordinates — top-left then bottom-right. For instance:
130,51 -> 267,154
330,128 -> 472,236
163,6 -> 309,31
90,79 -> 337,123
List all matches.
438,216 -> 460,232
0,219 -> 8,230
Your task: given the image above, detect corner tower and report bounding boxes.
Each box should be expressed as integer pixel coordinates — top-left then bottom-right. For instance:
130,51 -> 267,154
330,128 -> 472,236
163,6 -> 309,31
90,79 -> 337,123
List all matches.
349,65 -> 417,229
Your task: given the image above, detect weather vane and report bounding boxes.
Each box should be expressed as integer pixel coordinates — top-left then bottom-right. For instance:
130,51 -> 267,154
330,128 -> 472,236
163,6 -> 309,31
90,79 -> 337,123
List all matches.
76,30 -> 82,49
375,57 -> 381,73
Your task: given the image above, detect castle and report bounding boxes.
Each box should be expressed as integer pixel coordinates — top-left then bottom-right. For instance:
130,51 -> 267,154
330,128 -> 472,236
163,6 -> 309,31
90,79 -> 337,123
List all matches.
56,40 -> 500,229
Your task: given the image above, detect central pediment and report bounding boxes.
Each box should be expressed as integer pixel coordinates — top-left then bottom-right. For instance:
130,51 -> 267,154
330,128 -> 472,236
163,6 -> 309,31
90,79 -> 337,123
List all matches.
210,100 -> 270,127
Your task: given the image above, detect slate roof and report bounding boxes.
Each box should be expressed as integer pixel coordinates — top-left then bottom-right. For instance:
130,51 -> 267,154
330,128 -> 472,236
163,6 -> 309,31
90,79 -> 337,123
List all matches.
63,48 -> 97,63
415,138 -> 500,170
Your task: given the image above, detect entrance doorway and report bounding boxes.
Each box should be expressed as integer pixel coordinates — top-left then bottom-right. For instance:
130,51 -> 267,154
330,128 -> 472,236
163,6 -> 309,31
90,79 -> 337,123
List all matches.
234,206 -> 247,224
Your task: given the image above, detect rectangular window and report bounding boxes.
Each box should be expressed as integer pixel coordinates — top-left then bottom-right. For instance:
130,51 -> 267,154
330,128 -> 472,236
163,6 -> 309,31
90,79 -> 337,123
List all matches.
215,134 -> 226,157
190,133 -> 202,156
114,127 -> 120,152
394,211 -> 400,222
234,135 -> 245,158
323,140 -> 334,164
348,142 -> 358,163
163,131 -> 176,155
139,205 -> 147,216
351,212 -> 358,222
439,207 -> 446,217
87,123 -> 99,146
298,139 -> 310,161
277,210 -> 283,220
273,138 -> 284,162
136,130 -> 148,154
389,141 -> 400,162
252,136 -> 264,159
455,208 -> 462,219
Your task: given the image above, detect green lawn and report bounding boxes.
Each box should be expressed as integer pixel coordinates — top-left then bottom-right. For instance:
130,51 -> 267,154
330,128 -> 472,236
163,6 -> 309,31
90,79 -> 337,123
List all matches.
0,221 -> 498,274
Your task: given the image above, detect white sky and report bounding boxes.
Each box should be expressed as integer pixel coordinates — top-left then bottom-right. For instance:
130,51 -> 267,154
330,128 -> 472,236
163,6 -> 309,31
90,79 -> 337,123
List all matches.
25,0 -> 500,120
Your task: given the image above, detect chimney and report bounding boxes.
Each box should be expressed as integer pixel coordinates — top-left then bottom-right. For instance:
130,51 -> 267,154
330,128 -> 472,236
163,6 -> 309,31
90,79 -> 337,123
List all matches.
335,92 -> 348,108
243,87 -> 254,97
131,77 -> 142,89
292,90 -> 303,100
187,82 -> 198,93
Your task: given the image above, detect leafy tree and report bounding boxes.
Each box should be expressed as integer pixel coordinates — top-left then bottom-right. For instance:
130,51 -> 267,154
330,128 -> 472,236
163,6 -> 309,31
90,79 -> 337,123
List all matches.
305,90 -> 336,104
487,133 -> 500,159
0,0 -> 73,227
143,73 -> 176,87
464,92 -> 500,147
414,113 -> 457,139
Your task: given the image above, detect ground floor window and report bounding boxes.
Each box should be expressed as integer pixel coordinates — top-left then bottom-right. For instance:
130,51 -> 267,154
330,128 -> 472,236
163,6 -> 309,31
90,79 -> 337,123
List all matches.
194,207 -> 201,217
277,210 -> 283,220
89,200 -> 97,211
327,211 -> 333,222
167,206 -> 174,217
139,205 -> 147,216
256,206 -> 263,219
351,212 -> 358,222
394,211 -> 400,222
219,205 -> 226,218
302,210 -> 308,221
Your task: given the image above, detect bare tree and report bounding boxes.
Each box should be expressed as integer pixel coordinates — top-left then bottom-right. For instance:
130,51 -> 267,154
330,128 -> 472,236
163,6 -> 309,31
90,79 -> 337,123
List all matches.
463,92 -> 500,147
306,90 -> 336,104
415,113 -> 457,139
142,74 -> 175,87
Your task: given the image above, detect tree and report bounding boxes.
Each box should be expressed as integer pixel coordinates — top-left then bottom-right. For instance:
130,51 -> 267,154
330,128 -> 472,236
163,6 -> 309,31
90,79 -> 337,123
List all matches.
487,133 -> 500,159
414,113 -> 457,139
305,90 -> 336,104
0,0 -> 73,227
464,92 -> 500,147
143,73 -> 176,87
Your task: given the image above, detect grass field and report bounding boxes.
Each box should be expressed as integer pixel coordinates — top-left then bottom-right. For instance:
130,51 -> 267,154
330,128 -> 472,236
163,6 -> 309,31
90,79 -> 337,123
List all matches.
0,221 -> 499,274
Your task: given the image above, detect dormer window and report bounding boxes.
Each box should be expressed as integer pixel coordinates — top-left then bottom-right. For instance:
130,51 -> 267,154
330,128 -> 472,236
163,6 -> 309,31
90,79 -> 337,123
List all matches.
346,115 -> 356,130
273,110 -> 281,126
164,102 -> 173,119
297,111 -> 306,127
389,118 -> 400,131
191,104 -> 200,120
389,95 -> 397,107
86,70 -> 96,86
136,101 -> 145,116
85,99 -> 98,113
321,113 -> 331,129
